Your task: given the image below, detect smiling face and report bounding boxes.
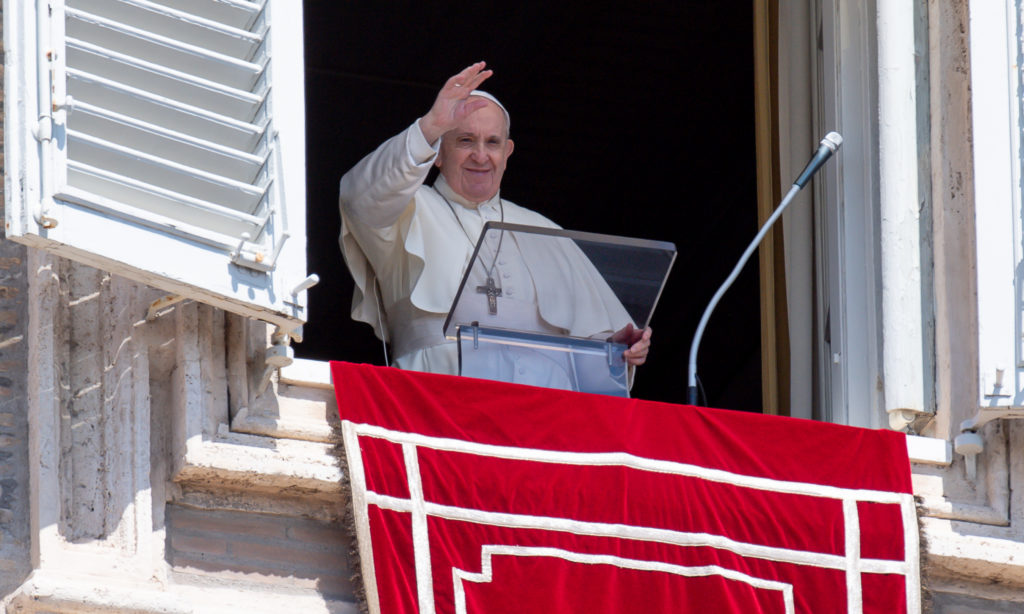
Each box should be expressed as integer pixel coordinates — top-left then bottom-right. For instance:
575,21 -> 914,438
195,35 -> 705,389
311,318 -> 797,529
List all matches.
436,98 -> 514,204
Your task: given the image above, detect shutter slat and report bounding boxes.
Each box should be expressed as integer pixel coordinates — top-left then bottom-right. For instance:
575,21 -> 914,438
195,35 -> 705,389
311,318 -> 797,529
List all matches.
144,0 -> 263,31
72,102 -> 266,183
60,180 -> 263,249
68,130 -> 267,215
67,68 -> 266,151
66,7 -> 263,90
69,0 -> 263,59
67,37 -> 264,121
68,162 -> 265,229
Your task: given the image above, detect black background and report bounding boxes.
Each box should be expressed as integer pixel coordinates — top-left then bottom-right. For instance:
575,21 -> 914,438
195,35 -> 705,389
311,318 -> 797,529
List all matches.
298,1 -> 762,411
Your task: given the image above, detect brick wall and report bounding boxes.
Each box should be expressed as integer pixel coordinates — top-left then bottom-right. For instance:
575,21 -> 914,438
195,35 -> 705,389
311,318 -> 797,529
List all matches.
166,504 -> 355,602
0,1 -> 33,595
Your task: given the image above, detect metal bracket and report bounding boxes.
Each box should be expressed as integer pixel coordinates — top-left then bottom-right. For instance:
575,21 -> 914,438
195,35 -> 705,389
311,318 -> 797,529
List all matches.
954,366 -> 1023,468
955,406 -> 1024,480
146,294 -> 188,321
256,329 -> 294,396
282,274 -> 320,311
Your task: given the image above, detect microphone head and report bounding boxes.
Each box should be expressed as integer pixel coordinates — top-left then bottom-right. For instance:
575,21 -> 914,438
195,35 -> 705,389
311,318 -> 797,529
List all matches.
821,132 -> 843,153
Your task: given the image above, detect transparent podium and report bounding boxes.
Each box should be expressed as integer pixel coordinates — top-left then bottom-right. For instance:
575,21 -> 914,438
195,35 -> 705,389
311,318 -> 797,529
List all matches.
443,222 -> 676,397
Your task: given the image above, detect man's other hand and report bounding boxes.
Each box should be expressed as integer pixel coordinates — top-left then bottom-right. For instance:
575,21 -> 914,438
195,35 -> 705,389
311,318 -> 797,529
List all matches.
611,324 -> 653,367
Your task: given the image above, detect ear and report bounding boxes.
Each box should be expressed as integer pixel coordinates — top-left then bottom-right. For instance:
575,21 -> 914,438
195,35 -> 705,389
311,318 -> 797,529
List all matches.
505,138 -> 514,158
435,138 -> 446,169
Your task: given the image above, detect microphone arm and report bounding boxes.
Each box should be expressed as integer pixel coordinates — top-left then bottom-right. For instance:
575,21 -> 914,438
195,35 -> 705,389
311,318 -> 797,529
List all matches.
686,132 -> 843,406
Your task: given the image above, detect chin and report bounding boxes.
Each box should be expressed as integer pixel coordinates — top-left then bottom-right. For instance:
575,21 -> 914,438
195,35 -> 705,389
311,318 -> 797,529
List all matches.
462,186 -> 496,202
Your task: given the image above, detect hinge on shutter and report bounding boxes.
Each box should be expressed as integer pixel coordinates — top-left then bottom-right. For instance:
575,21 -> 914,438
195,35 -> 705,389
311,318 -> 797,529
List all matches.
33,6 -> 59,230
229,229 -> 289,272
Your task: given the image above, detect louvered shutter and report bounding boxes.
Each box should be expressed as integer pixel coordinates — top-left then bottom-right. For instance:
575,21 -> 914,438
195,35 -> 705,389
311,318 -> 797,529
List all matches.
6,0 -> 312,334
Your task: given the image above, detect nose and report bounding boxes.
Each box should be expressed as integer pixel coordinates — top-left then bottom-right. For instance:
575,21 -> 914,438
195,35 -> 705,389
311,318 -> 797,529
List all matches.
469,143 -> 488,162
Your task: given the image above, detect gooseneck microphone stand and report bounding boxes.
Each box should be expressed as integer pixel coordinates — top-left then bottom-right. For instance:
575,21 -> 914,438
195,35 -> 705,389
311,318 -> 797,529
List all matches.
686,132 -> 843,406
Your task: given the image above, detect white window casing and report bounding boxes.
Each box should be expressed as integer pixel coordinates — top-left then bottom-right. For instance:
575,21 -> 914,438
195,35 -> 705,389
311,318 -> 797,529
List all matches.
4,0 -> 313,336
812,0 -> 884,429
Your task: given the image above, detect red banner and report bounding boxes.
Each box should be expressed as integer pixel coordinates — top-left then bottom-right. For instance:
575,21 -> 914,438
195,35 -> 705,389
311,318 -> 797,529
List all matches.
332,362 -> 918,614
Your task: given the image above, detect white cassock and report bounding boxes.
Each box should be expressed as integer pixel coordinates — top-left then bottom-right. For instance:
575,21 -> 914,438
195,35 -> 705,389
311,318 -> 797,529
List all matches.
339,120 -> 634,390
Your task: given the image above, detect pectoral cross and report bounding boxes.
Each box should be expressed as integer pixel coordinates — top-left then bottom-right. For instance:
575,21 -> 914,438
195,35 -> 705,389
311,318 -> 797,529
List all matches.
476,276 -> 503,315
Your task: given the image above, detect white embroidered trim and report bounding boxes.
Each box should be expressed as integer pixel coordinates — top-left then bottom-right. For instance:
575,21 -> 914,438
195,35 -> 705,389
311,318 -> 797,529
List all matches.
341,421 -> 381,614
404,443 -> 435,614
350,422 -> 910,504
844,499 -> 863,613
451,545 -> 796,614
342,420 -> 921,614
367,491 -> 906,575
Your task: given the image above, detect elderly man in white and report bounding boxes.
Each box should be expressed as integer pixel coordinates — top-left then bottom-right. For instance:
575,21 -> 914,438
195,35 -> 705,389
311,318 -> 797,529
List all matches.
339,62 -> 652,387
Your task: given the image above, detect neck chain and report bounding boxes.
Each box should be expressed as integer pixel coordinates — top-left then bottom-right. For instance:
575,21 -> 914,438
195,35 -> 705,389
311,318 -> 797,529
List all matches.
440,192 -> 506,315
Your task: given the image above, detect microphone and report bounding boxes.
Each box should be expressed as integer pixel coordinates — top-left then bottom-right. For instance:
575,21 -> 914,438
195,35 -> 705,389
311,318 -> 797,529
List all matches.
794,132 -> 843,189
686,133 -> 843,406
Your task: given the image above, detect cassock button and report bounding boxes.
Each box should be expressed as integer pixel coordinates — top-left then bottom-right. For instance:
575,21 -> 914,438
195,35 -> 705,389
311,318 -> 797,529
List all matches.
502,272 -> 511,279
506,287 -> 514,296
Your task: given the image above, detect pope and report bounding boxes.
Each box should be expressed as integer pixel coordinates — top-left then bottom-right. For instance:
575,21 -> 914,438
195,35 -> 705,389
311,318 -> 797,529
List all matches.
339,61 -> 652,383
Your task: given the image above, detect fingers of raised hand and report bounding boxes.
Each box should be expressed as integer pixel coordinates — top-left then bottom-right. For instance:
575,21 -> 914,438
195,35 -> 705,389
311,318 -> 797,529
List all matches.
446,62 -> 492,96
454,97 -> 489,121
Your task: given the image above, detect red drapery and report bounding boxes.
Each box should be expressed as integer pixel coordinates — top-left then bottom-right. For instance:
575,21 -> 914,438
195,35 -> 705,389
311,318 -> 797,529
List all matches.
332,362 -> 918,614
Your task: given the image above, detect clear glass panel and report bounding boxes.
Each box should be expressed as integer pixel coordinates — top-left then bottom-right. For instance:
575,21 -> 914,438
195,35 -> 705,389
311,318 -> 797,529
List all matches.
444,222 -> 676,396
444,222 -> 676,339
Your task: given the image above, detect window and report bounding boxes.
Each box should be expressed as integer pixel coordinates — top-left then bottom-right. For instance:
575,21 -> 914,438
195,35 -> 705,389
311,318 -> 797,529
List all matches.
5,0 -> 312,335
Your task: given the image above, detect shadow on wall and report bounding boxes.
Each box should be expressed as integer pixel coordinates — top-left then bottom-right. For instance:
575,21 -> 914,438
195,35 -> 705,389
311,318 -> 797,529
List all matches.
164,504 -> 356,605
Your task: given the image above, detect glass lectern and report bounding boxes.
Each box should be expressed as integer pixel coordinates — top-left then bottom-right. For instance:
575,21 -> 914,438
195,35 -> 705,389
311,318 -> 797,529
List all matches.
443,222 -> 676,397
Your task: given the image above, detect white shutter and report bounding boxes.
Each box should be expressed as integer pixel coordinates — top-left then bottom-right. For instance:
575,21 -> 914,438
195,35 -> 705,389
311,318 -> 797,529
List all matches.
5,0 -> 312,335
969,2 -> 1023,409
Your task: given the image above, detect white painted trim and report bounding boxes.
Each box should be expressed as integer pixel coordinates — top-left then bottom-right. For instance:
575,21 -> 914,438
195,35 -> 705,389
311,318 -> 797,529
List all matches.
279,356 -> 333,388
906,434 -> 952,466
815,0 -> 884,428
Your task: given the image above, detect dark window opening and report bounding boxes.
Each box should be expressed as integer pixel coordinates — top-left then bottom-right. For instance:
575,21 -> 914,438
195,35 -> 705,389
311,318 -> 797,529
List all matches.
299,2 -> 761,411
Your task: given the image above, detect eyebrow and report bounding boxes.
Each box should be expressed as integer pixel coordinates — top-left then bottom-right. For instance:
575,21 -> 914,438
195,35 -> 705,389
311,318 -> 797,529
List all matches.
452,131 -> 505,141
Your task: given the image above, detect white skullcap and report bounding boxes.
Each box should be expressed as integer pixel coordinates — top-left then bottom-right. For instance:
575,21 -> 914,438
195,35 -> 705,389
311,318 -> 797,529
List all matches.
469,90 -> 510,134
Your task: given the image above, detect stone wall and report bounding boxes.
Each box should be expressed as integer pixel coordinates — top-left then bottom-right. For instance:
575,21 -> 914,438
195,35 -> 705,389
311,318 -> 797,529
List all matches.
166,505 -> 353,601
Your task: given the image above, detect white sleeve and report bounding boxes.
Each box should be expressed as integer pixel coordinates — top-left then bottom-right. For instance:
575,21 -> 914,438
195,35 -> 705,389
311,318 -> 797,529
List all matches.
338,120 -> 439,230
